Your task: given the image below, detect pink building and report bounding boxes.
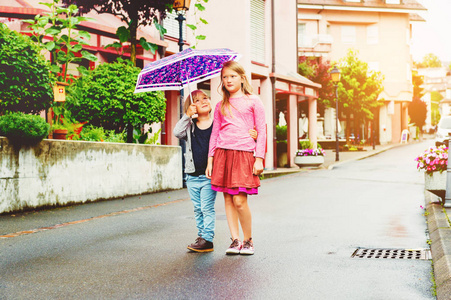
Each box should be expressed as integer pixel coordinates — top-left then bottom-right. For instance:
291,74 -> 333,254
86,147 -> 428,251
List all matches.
298,0 -> 426,144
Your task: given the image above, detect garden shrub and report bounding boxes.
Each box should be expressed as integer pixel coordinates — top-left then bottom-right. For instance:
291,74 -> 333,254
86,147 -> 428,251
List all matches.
0,23 -> 53,114
0,112 -> 50,145
66,58 -> 166,142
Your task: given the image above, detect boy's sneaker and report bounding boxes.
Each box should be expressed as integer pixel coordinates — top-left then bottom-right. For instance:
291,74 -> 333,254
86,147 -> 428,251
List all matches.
225,238 -> 242,255
240,238 -> 254,255
187,237 -> 214,253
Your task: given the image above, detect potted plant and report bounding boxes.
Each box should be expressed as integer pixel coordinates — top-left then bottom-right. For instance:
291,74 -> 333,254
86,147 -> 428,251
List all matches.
415,145 -> 448,193
294,147 -> 326,168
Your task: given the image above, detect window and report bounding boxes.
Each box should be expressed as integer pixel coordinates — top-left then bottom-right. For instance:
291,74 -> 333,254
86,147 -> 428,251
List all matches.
367,25 -> 378,45
250,0 -> 265,63
341,26 -> 356,44
298,23 -> 307,47
163,10 -> 187,41
386,0 -> 401,4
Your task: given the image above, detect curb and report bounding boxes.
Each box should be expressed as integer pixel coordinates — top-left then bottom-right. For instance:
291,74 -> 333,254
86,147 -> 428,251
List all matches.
425,191 -> 451,300
327,144 -> 398,170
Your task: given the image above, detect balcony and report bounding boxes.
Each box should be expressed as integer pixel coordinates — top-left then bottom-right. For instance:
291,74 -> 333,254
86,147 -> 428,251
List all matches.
298,34 -> 333,54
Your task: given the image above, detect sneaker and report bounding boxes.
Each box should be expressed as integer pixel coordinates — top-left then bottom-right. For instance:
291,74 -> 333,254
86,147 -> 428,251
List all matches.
225,238 -> 242,255
187,237 -> 214,253
240,238 -> 254,255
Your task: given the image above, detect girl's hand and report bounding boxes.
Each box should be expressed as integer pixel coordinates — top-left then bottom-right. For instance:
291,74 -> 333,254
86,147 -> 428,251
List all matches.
253,158 -> 264,176
249,128 -> 258,140
206,157 -> 214,179
186,103 -> 197,117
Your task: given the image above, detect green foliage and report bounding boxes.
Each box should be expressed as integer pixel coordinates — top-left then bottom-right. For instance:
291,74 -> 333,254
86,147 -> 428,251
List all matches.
0,112 -> 50,145
61,0 -> 174,66
66,58 -> 166,139
431,91 -> 443,125
188,0 -> 209,48
336,49 -> 384,121
24,0 -> 97,82
299,140 -> 321,150
415,53 -> 442,69
0,23 -> 53,114
276,125 -> 287,141
144,128 -> 161,145
298,56 -> 334,114
79,125 -> 106,141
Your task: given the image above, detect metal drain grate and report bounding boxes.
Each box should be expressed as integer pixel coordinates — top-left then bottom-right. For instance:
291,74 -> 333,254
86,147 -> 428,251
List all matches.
351,248 -> 431,260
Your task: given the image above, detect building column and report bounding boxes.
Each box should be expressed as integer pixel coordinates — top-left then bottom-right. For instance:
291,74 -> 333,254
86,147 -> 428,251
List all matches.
287,94 -> 298,167
308,97 -> 318,149
260,77 -> 274,170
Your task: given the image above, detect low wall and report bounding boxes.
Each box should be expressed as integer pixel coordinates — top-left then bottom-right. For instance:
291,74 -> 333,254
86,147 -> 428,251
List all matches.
0,137 -> 183,214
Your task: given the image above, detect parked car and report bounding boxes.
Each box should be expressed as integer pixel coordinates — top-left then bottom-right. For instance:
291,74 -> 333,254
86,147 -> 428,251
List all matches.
435,116 -> 451,147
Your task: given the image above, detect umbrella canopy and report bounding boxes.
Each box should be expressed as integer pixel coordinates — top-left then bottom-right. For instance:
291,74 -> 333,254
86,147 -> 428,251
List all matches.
134,48 -> 241,93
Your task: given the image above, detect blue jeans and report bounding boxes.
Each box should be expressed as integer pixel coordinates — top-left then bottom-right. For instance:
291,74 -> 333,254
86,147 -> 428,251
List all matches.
185,174 -> 217,242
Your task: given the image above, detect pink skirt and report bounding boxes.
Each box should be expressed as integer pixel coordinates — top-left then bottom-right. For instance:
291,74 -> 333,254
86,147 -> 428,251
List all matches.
211,148 -> 260,195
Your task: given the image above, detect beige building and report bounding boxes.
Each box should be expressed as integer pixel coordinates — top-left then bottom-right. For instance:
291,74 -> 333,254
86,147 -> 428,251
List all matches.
298,0 -> 426,144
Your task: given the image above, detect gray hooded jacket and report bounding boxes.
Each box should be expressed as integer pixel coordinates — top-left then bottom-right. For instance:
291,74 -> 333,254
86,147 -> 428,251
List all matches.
173,114 -> 196,174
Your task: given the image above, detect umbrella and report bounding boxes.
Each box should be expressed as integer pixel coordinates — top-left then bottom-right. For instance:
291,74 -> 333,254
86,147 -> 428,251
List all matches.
134,48 -> 241,94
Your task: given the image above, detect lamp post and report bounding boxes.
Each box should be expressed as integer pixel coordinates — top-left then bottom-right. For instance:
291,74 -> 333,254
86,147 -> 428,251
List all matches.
173,0 -> 191,187
330,66 -> 341,162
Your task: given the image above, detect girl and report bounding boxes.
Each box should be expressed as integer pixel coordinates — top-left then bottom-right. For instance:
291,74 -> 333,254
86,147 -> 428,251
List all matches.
206,61 -> 266,255
174,90 -> 257,253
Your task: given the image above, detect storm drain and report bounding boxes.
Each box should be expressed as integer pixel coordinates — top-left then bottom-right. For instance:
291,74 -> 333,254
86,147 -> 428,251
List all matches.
351,248 -> 431,260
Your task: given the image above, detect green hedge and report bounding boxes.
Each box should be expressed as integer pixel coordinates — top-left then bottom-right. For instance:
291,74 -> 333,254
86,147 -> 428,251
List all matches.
0,112 -> 50,145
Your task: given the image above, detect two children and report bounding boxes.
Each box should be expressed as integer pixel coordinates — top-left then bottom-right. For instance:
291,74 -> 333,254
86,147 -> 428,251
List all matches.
174,61 -> 266,255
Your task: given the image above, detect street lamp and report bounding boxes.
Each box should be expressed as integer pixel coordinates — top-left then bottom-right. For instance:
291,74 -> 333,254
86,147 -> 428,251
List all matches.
173,0 -> 191,187
330,65 -> 341,162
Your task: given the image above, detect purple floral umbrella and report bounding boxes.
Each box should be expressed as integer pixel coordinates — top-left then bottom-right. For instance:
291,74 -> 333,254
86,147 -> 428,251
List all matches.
134,48 -> 241,94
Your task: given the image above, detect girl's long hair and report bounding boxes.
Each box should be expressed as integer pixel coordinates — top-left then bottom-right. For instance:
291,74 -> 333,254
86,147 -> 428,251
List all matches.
219,61 -> 253,116
183,90 -> 209,113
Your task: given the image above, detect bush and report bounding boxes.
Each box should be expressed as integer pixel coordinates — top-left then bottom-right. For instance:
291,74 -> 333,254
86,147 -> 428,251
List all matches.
0,112 -> 50,145
299,140 -> 322,149
276,125 -> 287,141
66,58 -> 166,142
0,23 -> 53,114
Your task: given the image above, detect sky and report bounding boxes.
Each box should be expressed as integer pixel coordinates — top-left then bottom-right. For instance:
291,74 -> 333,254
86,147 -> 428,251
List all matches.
411,0 -> 451,63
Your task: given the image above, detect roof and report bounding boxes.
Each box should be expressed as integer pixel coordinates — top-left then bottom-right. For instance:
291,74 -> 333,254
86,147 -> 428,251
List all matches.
299,0 -> 427,11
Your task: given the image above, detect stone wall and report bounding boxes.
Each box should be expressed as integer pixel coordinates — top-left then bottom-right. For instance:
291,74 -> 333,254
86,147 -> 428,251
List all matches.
0,137 -> 182,214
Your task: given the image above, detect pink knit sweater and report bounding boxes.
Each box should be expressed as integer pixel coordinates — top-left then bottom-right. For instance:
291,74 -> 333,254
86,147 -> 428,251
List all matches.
208,94 -> 266,158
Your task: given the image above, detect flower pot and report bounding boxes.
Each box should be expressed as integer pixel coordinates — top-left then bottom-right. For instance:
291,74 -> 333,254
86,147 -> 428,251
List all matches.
53,129 -> 68,140
424,171 -> 446,191
294,155 -> 324,168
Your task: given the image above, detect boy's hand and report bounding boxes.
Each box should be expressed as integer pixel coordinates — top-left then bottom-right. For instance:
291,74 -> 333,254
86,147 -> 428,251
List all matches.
206,157 -> 214,179
186,103 -> 197,117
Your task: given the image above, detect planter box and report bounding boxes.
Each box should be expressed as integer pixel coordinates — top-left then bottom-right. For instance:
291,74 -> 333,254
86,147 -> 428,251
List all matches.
294,155 -> 324,168
424,172 -> 446,191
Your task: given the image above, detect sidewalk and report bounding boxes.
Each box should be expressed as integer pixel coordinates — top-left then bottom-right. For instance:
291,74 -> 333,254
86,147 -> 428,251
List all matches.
262,143 -> 397,178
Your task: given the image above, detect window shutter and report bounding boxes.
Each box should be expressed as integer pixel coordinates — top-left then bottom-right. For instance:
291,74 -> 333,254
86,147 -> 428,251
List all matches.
250,0 -> 265,63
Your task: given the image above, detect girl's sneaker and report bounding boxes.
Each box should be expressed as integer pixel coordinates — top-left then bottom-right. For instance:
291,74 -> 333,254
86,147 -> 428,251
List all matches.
240,238 -> 254,255
225,238 -> 242,255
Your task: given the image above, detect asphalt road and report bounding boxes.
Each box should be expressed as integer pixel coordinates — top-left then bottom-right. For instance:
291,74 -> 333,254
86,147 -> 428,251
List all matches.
0,141 -> 435,299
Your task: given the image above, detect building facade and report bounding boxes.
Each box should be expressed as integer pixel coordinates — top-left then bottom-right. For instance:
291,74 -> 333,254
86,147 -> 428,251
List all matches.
298,0 -> 426,144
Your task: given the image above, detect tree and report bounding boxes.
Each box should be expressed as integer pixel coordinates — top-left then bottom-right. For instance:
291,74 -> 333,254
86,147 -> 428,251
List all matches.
431,91 -> 443,125
336,49 -> 384,143
409,98 -> 427,130
24,0 -> 97,83
298,56 -> 335,115
415,53 -> 442,69
66,58 -> 166,137
61,0 -> 174,66
412,69 -> 425,100
0,23 -> 53,114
